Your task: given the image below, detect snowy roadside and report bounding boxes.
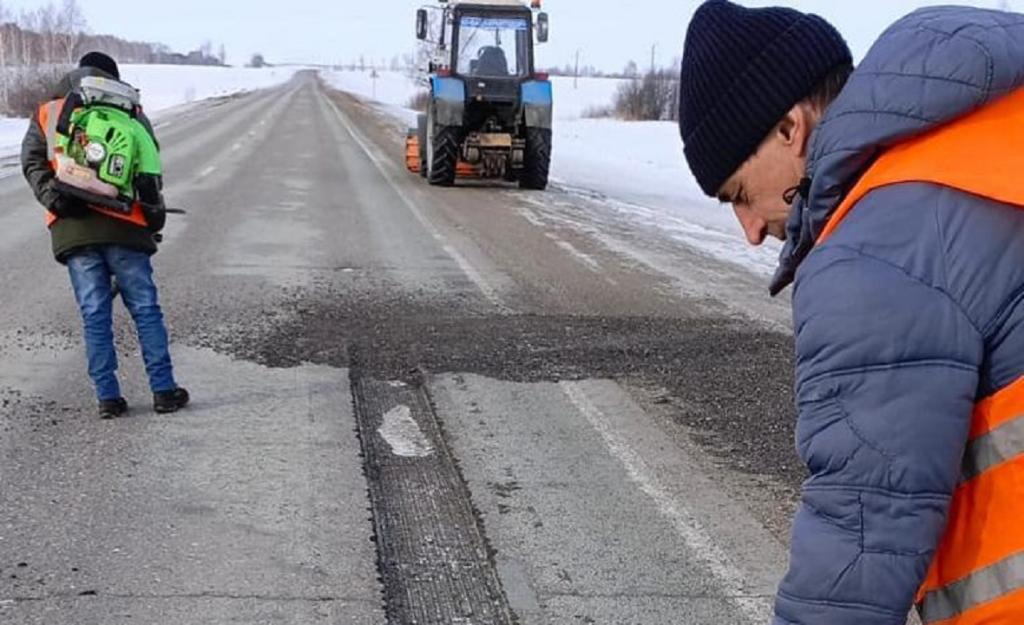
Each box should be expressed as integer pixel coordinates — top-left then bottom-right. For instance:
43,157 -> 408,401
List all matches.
0,64 -> 301,162
320,69 -> 781,277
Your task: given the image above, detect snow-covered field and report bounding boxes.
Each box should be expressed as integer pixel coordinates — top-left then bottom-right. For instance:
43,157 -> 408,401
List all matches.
119,65 -> 301,115
0,118 -> 26,159
321,69 -> 780,275
0,64 -> 300,159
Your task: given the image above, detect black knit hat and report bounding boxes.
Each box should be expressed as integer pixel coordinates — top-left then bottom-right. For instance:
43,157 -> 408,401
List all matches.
678,0 -> 851,197
79,51 -> 120,80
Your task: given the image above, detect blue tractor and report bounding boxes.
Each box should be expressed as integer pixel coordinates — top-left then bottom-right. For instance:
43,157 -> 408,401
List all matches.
406,0 -> 552,189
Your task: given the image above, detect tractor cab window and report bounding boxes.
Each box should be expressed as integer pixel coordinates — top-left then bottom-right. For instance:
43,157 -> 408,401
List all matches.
455,15 -> 529,78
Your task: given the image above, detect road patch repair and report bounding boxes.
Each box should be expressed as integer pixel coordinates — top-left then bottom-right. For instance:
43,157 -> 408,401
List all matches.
351,370 -> 516,624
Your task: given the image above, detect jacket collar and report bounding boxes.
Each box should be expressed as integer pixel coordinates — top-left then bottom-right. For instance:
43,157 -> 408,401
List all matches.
769,6 -> 1024,296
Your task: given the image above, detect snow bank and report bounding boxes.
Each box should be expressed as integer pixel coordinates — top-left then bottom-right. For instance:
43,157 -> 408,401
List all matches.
322,69 -> 424,111
119,64 -> 301,115
0,118 -> 27,158
549,76 -> 626,120
0,64 -> 301,160
552,119 -> 781,275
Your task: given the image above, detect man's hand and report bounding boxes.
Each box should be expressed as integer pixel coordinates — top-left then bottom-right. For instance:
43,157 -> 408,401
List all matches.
142,203 -> 166,233
136,173 -> 166,233
48,192 -> 90,219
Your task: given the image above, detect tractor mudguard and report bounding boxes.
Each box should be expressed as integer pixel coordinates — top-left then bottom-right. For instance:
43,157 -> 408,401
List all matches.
430,76 -> 466,128
521,80 -> 553,130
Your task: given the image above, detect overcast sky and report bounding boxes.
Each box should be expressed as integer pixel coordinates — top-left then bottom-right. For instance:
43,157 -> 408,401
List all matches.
3,0 -> 1018,69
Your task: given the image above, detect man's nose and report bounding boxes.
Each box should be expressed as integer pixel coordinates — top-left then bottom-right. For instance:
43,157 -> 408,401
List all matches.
733,205 -> 767,246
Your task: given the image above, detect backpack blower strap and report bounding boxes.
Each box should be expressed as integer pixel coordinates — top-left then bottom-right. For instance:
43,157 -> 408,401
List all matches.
54,91 -> 83,137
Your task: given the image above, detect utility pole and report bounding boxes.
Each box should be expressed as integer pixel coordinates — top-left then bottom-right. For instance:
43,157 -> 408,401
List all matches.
574,49 -> 580,89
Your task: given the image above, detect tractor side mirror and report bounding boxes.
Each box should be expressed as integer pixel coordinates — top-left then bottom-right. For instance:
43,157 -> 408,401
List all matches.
416,9 -> 429,40
536,12 -> 549,43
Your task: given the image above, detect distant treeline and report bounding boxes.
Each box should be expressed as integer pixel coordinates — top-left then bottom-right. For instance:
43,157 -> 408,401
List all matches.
0,0 -> 229,115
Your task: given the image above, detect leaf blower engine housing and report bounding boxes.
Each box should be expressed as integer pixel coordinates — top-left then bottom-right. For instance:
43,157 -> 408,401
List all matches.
54,76 -> 162,214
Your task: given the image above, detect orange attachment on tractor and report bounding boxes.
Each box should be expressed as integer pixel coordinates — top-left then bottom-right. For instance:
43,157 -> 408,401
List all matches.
405,130 -> 480,178
405,133 -> 420,173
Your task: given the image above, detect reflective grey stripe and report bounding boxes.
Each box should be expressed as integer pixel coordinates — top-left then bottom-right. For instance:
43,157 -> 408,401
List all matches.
43,101 -> 61,161
961,414 -> 1024,483
919,551 -> 1024,623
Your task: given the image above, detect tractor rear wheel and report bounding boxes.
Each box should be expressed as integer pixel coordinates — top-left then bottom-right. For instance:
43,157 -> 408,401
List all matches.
428,125 -> 460,187
520,128 -> 551,190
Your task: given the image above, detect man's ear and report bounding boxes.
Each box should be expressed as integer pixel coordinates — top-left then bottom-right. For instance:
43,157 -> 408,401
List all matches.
775,103 -> 814,158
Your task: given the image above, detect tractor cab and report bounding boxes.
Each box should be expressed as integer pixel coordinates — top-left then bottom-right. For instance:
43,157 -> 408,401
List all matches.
453,8 -> 532,105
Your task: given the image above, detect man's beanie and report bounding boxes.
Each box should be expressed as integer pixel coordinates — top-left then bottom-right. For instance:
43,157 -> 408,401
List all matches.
79,51 -> 120,80
678,0 -> 851,196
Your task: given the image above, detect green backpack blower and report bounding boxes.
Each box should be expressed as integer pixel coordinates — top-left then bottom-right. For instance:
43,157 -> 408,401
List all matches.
52,75 -> 164,216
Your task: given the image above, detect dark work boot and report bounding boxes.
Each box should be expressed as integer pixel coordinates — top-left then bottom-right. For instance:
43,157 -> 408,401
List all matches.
98,398 -> 129,419
153,387 -> 190,414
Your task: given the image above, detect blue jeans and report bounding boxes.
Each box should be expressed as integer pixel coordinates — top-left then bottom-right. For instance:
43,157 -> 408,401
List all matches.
66,246 -> 176,401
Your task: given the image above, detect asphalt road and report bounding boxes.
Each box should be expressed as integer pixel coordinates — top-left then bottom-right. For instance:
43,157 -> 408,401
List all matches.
0,72 -> 802,624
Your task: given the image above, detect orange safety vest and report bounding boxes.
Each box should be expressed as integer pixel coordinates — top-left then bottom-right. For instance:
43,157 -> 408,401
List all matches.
819,88 -> 1024,624
37,98 -> 148,229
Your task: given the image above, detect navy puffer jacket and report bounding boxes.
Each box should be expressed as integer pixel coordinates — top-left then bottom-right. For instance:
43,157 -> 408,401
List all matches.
770,7 -> 1024,625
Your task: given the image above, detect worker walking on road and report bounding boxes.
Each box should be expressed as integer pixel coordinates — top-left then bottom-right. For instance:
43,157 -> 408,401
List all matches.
678,2 -> 1024,624
21,52 -> 189,419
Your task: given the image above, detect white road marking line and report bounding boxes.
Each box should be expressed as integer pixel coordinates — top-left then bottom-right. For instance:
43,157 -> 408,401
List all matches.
515,205 -> 546,228
321,89 -> 508,312
231,142 -> 242,151
198,165 -> 216,179
560,380 -> 775,624
554,240 -> 602,272
378,405 -> 435,458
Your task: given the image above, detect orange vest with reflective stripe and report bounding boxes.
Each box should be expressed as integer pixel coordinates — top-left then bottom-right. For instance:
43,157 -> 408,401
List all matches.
819,88 -> 1024,624
37,98 -> 148,229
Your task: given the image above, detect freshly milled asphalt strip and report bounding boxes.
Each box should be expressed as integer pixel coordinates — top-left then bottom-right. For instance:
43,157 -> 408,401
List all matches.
350,366 -> 516,625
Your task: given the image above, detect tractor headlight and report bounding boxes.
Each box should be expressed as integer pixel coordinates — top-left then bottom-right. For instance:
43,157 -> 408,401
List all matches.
85,142 -> 107,165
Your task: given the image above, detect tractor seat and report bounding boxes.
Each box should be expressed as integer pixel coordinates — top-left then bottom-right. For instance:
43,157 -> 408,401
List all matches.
476,46 -> 510,76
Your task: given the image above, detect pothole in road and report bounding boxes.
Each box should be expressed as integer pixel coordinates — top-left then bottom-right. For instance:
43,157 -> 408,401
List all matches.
190,287 -> 802,487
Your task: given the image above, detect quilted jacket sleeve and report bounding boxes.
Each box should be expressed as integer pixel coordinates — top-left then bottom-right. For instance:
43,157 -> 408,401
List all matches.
773,242 -> 984,625
20,114 -> 59,212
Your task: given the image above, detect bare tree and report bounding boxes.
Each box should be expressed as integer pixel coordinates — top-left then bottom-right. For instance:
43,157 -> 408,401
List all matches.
56,0 -> 86,64
0,2 -> 9,104
19,10 -> 36,67
37,3 -> 61,65
199,39 -> 212,62
613,65 -> 680,121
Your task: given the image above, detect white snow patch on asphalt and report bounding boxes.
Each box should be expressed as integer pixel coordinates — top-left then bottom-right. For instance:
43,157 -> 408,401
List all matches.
320,69 -> 781,277
378,405 -> 435,458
